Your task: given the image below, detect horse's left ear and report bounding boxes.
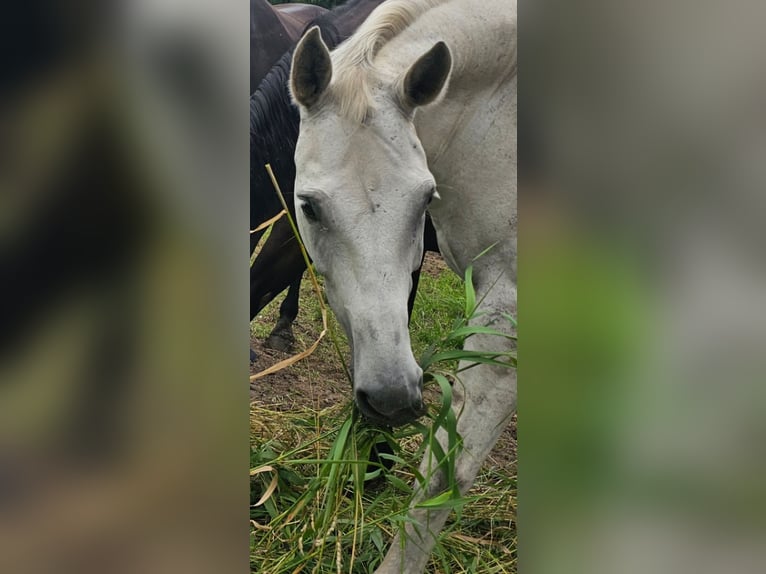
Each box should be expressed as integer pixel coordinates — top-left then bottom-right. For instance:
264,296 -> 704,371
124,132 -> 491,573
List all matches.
400,41 -> 452,110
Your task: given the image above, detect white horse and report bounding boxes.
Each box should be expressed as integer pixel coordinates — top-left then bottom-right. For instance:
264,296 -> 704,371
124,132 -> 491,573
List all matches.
289,0 -> 516,571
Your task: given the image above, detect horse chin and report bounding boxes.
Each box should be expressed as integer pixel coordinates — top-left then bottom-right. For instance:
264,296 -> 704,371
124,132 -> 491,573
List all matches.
358,407 -> 420,428
355,392 -> 426,428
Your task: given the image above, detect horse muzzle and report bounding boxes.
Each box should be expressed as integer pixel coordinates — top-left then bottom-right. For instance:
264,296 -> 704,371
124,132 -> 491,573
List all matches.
354,374 -> 425,427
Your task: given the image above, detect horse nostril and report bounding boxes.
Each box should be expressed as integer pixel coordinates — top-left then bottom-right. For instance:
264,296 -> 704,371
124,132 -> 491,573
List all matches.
356,390 -> 384,419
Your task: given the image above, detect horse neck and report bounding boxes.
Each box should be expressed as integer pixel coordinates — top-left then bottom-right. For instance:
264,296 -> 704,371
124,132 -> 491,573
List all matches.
375,0 -> 516,95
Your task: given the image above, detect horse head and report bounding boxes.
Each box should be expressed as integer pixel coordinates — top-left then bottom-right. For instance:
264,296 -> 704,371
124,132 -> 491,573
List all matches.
290,27 -> 451,426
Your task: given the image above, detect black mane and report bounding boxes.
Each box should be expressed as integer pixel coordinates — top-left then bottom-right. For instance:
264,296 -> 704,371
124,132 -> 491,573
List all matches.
249,51 -> 300,234
250,54 -> 297,161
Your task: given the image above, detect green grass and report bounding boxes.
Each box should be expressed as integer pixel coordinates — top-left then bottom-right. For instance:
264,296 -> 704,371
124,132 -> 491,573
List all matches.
250,400 -> 516,573
410,264 -> 466,366
251,259 -> 516,573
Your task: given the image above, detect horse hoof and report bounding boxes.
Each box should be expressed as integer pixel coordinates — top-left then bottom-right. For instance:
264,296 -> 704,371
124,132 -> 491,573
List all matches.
264,331 -> 294,352
250,348 -> 258,363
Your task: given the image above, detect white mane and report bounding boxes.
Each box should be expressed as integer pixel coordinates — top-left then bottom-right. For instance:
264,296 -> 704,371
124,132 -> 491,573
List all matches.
330,0 -> 448,122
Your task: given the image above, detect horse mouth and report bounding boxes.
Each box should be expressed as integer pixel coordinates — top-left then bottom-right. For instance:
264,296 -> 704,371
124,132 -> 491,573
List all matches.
356,392 -> 426,427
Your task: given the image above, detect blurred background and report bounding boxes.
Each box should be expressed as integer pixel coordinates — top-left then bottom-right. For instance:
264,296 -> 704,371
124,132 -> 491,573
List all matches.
520,1 -> 766,573
1,0 -> 248,572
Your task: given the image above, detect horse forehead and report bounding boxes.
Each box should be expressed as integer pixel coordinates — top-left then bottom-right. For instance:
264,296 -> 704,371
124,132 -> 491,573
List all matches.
301,110 -> 405,149
299,113 -> 416,181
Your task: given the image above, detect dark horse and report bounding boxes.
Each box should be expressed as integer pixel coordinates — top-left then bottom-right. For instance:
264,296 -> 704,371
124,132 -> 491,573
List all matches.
250,0 -> 439,357
250,0 -> 327,94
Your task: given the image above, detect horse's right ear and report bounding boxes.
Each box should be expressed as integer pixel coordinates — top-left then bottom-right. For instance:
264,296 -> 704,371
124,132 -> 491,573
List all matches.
290,27 -> 332,109
400,41 -> 452,111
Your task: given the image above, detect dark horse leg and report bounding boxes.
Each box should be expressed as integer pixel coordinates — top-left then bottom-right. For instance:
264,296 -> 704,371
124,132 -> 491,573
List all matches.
251,217 -> 307,354
264,276 -> 301,351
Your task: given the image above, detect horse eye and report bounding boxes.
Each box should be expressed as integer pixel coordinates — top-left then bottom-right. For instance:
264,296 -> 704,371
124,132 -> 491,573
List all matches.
301,200 -> 318,222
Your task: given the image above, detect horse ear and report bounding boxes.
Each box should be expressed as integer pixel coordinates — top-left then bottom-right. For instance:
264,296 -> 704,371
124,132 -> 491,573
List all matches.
290,27 -> 332,109
401,41 -> 452,110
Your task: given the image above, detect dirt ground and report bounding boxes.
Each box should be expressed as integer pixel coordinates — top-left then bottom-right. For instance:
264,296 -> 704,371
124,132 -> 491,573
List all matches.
250,253 -> 516,472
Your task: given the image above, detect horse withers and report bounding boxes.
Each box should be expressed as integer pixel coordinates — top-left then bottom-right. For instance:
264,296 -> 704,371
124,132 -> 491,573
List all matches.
289,0 -> 516,571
